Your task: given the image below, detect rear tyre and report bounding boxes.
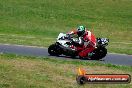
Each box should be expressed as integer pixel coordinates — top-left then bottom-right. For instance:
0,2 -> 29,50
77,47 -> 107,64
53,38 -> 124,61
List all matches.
90,47 -> 107,60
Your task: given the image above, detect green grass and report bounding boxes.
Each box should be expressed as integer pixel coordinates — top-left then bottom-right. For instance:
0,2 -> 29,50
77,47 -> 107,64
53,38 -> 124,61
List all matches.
0,54 -> 131,88
0,0 -> 132,54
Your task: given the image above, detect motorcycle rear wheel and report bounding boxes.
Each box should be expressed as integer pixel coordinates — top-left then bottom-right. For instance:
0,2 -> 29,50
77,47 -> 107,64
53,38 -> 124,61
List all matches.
90,47 -> 107,60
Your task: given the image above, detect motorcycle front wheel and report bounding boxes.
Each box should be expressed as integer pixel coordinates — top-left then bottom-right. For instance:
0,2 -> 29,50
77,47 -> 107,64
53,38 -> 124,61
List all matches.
48,44 -> 61,56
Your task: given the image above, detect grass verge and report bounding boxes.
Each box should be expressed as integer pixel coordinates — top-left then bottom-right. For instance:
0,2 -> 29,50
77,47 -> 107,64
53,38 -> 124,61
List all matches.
0,54 -> 131,88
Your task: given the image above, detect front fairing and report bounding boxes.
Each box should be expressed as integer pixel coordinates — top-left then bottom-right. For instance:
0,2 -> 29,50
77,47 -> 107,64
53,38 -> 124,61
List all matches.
56,40 -> 70,47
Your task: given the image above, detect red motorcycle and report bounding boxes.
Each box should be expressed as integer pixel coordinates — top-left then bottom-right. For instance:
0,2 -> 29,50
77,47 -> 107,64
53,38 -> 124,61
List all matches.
48,33 -> 109,60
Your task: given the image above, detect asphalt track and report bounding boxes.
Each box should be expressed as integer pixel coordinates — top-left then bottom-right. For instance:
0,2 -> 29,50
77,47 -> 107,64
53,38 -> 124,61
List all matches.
0,44 -> 131,66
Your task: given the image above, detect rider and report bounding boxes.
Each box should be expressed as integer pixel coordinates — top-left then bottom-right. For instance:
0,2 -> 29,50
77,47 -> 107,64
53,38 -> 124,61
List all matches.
67,25 -> 96,58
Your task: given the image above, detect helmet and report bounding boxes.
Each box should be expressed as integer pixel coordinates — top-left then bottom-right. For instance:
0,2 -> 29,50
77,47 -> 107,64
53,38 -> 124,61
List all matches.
77,26 -> 86,37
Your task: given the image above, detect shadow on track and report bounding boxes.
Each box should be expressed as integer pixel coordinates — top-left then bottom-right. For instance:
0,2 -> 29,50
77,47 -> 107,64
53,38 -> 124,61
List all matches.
48,55 -> 105,61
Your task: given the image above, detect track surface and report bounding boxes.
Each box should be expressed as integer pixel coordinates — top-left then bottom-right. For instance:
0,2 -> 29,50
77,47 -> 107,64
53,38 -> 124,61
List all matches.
0,44 -> 132,66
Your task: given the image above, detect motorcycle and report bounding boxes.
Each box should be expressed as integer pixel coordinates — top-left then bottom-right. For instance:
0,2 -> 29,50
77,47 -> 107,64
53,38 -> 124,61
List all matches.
48,33 -> 109,60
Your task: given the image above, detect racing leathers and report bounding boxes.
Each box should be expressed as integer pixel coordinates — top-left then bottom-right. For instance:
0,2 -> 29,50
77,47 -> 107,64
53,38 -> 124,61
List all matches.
67,29 -> 96,57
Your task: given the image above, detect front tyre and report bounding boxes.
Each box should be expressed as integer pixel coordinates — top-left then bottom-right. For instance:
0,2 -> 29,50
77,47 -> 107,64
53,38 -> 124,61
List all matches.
48,44 -> 60,56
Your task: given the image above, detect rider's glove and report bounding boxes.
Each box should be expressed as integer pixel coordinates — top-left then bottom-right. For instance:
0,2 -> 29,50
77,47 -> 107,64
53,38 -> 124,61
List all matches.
65,34 -> 71,40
